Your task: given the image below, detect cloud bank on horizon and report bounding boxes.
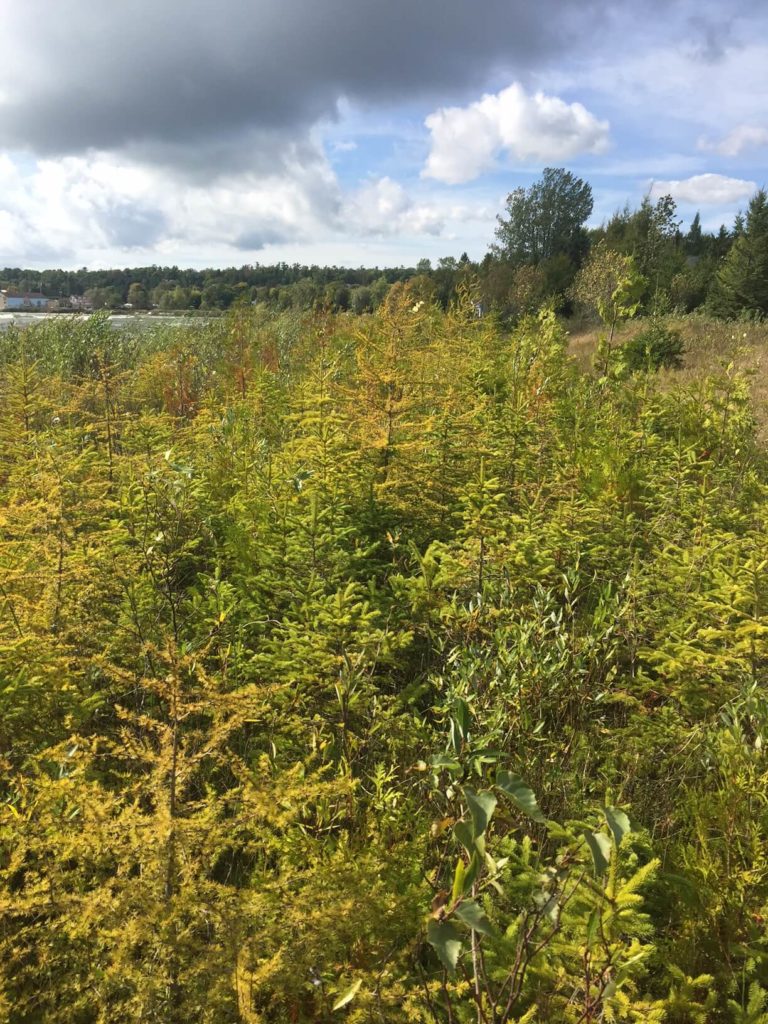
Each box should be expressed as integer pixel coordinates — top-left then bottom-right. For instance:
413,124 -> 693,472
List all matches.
0,0 -> 765,268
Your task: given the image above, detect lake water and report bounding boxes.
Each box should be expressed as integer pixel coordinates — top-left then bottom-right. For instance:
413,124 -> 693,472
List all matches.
0,312 -> 209,331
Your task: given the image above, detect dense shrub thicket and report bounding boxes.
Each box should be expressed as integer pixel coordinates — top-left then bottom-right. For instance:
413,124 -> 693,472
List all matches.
1,299 -> 768,1023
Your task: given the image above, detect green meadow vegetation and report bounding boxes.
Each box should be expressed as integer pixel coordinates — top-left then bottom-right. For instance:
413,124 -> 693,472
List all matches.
1,279 -> 768,1023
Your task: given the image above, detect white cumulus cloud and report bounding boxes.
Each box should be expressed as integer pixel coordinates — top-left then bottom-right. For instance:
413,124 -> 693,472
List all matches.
649,173 -> 757,205
698,125 -> 768,157
0,153 -> 457,267
0,150 -> 341,265
422,82 -> 610,185
342,177 -> 444,236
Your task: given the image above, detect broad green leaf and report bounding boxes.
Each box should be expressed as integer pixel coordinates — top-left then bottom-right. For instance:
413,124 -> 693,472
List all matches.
332,978 -> 362,1011
464,787 -> 496,838
604,806 -> 630,847
454,899 -> 495,937
454,820 -> 474,853
427,919 -> 463,974
584,830 -> 612,875
496,771 -> 545,823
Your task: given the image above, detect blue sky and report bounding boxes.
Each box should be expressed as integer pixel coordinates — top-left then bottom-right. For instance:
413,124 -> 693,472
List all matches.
0,0 -> 765,269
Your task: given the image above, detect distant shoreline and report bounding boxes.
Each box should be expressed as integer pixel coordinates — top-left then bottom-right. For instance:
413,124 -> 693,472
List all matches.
0,310 -> 217,330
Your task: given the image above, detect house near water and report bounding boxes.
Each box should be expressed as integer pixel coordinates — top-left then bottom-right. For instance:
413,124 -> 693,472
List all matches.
0,290 -> 50,311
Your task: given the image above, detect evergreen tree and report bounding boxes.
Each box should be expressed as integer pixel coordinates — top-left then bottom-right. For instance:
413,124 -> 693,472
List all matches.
710,189 -> 768,317
686,211 -> 703,256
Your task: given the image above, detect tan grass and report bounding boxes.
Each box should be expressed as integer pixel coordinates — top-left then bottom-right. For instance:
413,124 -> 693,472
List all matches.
566,314 -> 768,439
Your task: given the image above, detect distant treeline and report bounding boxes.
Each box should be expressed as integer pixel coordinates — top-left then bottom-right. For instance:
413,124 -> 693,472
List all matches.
0,263 -> 414,314
2,169 -> 766,320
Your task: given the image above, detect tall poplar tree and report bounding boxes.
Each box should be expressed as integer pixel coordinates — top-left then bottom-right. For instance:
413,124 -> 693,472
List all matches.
491,167 -> 593,266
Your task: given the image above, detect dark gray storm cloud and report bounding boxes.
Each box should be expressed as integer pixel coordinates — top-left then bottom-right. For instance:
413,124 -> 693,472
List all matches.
0,0 -> 686,175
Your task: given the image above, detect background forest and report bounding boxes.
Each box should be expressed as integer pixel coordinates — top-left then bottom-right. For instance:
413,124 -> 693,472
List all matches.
1,245 -> 768,1021
3,170 -> 767,323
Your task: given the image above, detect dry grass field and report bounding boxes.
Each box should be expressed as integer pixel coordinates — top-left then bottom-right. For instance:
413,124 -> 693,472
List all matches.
567,314 -> 768,439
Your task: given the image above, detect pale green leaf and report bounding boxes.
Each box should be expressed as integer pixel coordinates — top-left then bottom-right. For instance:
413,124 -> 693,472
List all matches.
584,830 -> 612,875
332,978 -> 362,1011
464,787 -> 496,838
604,806 -> 630,847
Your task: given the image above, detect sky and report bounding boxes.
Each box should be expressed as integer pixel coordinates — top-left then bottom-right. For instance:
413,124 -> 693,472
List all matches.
0,0 -> 766,270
